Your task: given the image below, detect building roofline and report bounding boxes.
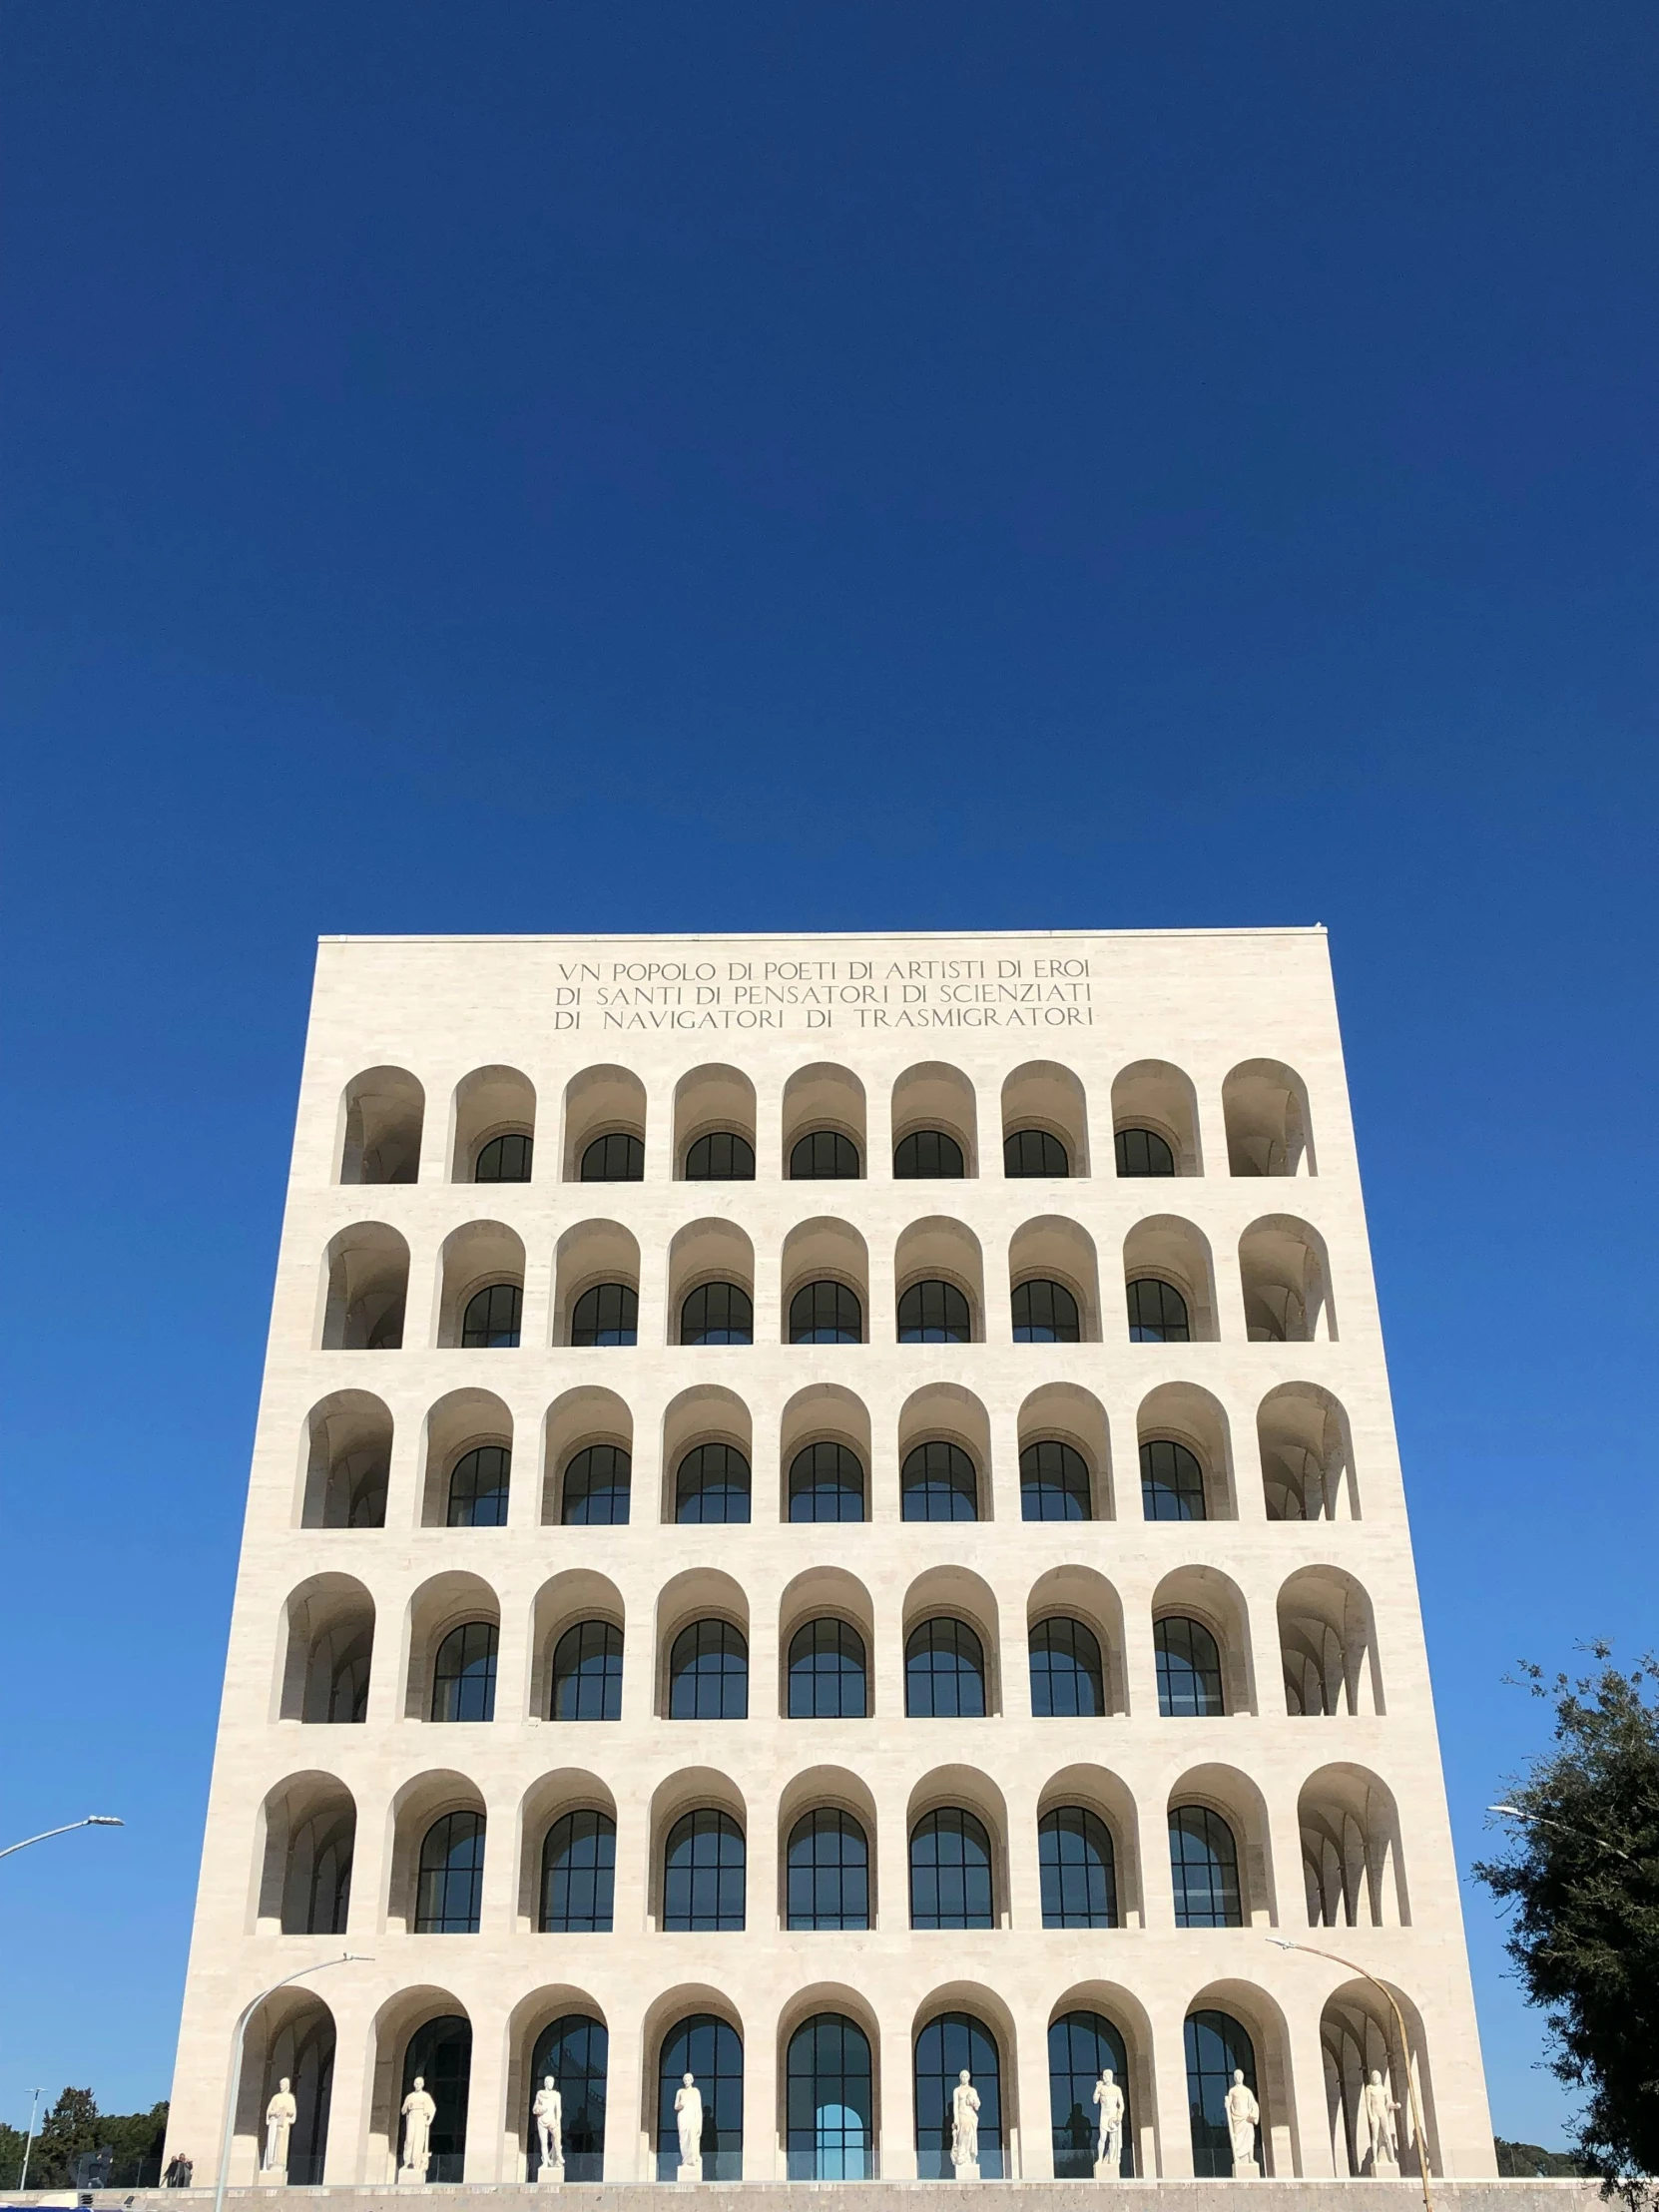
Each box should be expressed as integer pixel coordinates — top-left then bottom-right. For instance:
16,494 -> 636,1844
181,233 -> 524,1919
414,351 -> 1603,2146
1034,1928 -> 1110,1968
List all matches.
318,925 -> 1328,945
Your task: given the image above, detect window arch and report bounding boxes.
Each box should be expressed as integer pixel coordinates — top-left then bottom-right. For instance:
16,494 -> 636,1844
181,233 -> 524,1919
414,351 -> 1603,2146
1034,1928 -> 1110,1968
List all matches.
1126,1278 -> 1188,1344
570,1284 -> 638,1347
900,1440 -> 978,1521
787,1619 -> 867,1719
668,1620 -> 749,1718
1019,1438 -> 1091,1521
789,1281 -> 862,1344
675,1442 -> 751,1524
1028,1617 -> 1105,1717
1012,1279 -> 1081,1344
415,1811 -> 485,1932
401,2015 -> 471,2182
528,2014 -> 607,2181
431,1622 -> 498,1722
447,1445 -> 510,1527
562,1443 -> 631,1524
681,1282 -> 753,1346
1038,1807 -> 1117,1929
909,1808 -> 994,1929
897,1279 -> 971,1344
789,1440 -> 865,1522
656,2015 -> 742,2181
461,1283 -> 522,1348
1185,2009 -> 1257,2175
914,2012 -> 1003,2178
580,1131 -> 643,1182
663,1809 -> 745,1930
1114,1127 -> 1174,1177
1004,1126 -> 1068,1178
1154,1617 -> 1224,1716
550,1620 -> 623,1721
894,1128 -> 965,1179
685,1130 -> 755,1180
1049,2010 -> 1133,2177
475,1132 -> 532,1183
1169,1808 -> 1243,1928
339,1067 -> 423,1185
786,2012 -> 873,2178
539,1809 -> 615,1932
905,1618 -> 986,1716
1141,1437 -> 1207,1519
790,1128 -> 860,1180
786,1811 -> 870,1931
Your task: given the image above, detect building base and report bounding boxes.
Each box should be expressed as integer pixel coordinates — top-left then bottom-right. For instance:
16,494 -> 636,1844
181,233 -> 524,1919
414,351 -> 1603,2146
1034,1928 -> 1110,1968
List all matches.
14,2184 -> 1599,2212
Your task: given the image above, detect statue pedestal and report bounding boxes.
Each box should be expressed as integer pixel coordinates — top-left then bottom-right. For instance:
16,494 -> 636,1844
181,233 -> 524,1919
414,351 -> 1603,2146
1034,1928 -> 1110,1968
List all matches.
537,2159 -> 565,2187
1232,2156 -> 1260,2179
676,2158 -> 702,2185
396,2167 -> 425,2187
950,2161 -> 981,2182
1094,2160 -> 1122,2182
1369,2153 -> 1400,2179
260,2167 -> 287,2188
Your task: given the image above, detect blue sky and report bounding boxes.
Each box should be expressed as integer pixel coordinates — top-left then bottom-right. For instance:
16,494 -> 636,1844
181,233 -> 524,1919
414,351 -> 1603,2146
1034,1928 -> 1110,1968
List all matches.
2,0 -> 1655,2146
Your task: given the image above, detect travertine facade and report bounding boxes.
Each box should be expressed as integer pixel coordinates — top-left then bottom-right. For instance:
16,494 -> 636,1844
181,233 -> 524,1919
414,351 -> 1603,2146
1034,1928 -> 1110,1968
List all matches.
166,927 -> 1495,2191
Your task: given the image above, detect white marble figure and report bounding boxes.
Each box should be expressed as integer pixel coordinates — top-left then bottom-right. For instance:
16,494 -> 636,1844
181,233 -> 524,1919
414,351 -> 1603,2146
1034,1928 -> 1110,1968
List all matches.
674,2073 -> 704,2182
949,2071 -> 982,2180
1092,2067 -> 1125,2180
1362,2069 -> 1400,2177
262,2079 -> 297,2179
398,2077 -> 437,2184
1224,2071 -> 1261,2179
533,2076 -> 564,2184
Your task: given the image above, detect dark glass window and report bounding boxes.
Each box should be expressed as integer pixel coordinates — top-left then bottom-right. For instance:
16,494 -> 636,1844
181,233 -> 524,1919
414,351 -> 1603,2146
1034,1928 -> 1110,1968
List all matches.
528,2013 -> 608,2181
675,1442 -> 752,1524
914,2013 -> 1002,2180
1127,1278 -> 1190,1344
475,1132 -> 533,1183
656,2016 -> 742,2182
447,1443 -> 510,1527
551,1620 -> 623,1721
1038,1807 -> 1117,1930
909,1809 -> 994,1930
1141,1437 -> 1207,1520
415,1812 -> 485,1933
786,2012 -> 872,2179
897,1279 -> 971,1344
901,1439 -> 978,1521
662,1810 -> 745,1931
1115,1127 -> 1175,1177
1049,2010 -> 1133,2178
1004,1128 -> 1069,1178
580,1132 -> 644,1182
562,1443 -> 631,1525
431,1622 -> 498,1722
905,1617 -> 986,1716
788,1440 -> 865,1522
461,1282 -> 521,1348
790,1129 -> 860,1180
787,1618 -> 867,1718
570,1283 -> 638,1347
1170,1809 -> 1243,1929
893,1129 -> 965,1179
789,1280 -> 862,1344
786,1812 -> 869,1932
1186,2010 -> 1257,2176
1029,1617 -> 1105,1717
1011,1279 -> 1081,1343
402,2015 -> 471,2184
685,1130 -> 756,1181
1019,1438 -> 1092,1521
539,1810 -> 616,1934
668,1619 -> 749,1718
681,1281 -> 753,1346
1155,1616 -> 1225,1716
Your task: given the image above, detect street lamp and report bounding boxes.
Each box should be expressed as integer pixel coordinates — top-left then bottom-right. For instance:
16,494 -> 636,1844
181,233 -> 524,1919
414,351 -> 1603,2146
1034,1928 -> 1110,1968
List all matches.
16,2089 -> 45,2192
1267,1936 -> 1434,2212
212,1953 -> 373,2212
0,1816 -> 125,1861
1487,1804 -> 1633,1864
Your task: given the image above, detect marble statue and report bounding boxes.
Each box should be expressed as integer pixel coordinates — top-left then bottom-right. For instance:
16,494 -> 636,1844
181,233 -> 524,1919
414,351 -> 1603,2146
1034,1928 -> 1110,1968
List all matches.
533,2076 -> 564,2184
398,2077 -> 437,2184
1362,2069 -> 1400,2177
674,2073 -> 704,2182
1224,2070 -> 1260,2179
262,2079 -> 297,2178
1092,2067 -> 1125,2180
949,2071 -> 981,2180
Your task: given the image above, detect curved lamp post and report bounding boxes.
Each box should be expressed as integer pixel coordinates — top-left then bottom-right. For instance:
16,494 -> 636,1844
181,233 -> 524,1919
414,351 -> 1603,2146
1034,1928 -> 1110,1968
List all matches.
213,1953 -> 372,2212
1487,1803 -> 1633,1864
1,1816 -> 124,1861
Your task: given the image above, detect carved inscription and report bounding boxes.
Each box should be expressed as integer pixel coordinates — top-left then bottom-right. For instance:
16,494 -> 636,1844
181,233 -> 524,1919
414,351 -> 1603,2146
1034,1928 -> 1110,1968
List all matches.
543,952 -> 1093,1031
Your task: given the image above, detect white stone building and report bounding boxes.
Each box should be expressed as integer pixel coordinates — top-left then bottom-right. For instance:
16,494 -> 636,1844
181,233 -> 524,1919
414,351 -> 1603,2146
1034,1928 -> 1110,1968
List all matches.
164,926 -> 1496,2191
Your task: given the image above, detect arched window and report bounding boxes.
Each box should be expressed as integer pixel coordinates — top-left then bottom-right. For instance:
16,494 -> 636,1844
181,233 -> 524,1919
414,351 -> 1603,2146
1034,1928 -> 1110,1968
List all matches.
790,1129 -> 859,1180
562,1443 -> 631,1525
1038,1807 -> 1117,1930
550,1620 -> 623,1721
1115,1127 -> 1174,1177
897,1279 -> 971,1344
1019,1438 -> 1092,1521
1011,1279 -> 1081,1343
431,1622 -> 498,1722
415,1811 -> 485,1933
787,1619 -> 867,1718
675,1442 -> 751,1523
1185,2010 -> 1257,2175
461,1283 -> 522,1348
580,1132 -> 643,1182
788,1441 -> 865,1522
914,2013 -> 1003,2178
1141,1437 -> 1207,1519
909,1808 -> 994,1929
447,1444 -> 510,1527
900,1439 -> 978,1521
681,1282 -> 753,1346
528,2014 -> 607,2181
685,1131 -> 755,1181
1004,1128 -> 1068,1178
1154,1616 -> 1225,1716
668,1619 -> 749,1718
475,1132 -> 533,1183
786,2012 -> 873,2179
570,1283 -> 638,1347
1169,1808 -> 1243,1929
786,1811 -> 870,1931
656,2015 -> 742,2181
905,1618 -> 986,1717
539,1809 -> 616,1933
789,1281 -> 862,1344
1049,2011 -> 1133,2178
1028,1617 -> 1105,1716
894,1129 -> 965,1178
401,2015 -> 471,2182
1127,1278 -> 1189,1344
663,1809 -> 745,1930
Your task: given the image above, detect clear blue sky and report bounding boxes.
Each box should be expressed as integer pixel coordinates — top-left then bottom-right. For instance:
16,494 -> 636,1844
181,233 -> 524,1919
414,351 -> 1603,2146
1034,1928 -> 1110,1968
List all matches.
2,0 -> 1655,2147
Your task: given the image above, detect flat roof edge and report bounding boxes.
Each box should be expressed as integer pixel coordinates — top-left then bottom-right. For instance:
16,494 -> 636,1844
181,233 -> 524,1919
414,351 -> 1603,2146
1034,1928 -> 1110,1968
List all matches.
317,925 -> 1328,945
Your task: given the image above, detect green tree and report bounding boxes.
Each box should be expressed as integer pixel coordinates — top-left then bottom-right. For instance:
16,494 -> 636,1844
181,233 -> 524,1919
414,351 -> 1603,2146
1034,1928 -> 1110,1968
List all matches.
1474,1648 -> 1659,2196
1,2089 -> 169,2187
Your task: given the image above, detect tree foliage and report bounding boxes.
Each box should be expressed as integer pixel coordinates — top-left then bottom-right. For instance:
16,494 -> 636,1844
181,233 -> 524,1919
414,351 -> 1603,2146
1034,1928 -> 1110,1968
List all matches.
1474,1648 -> 1659,2195
0,2088 -> 168,2188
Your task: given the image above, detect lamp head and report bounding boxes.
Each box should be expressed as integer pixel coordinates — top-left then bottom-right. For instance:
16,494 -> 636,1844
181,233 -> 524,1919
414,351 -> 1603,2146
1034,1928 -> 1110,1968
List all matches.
86,1817 -> 124,1828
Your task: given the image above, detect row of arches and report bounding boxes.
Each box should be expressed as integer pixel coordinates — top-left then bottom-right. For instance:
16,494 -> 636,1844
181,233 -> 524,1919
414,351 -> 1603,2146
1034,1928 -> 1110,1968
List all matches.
339,1056 -> 1316,1188
300,1379 -> 1358,1530
319,1210 -> 1338,1353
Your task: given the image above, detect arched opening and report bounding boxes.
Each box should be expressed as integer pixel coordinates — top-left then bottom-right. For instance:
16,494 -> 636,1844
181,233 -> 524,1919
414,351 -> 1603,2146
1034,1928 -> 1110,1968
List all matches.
553,1219 -> 641,1349
894,1217 -> 983,1343
1321,1979 -> 1434,2178
450,1065 -> 536,1183
399,2011 -> 473,2180
298,1390 -> 391,1528
1037,1766 -> 1141,1929
562,1065 -> 648,1182
1239,1215 -> 1336,1342
786,1813 -> 872,1933
526,2011 -> 609,2180
1168,1768 -> 1277,1930
338,1067 -> 423,1186
1049,2009 -> 1135,2177
532,1568 -> 627,1724
655,2010 -> 744,2180
662,1385 -> 753,1524
782,1218 -> 868,1344
1258,1382 -> 1358,1520
1152,1565 -> 1255,1714
786,2012 -> 874,2177
1185,2007 -> 1257,2176
237,1989 -> 337,2185
435,1221 -> 526,1349
781,1564 -> 874,1719
781,1384 -> 869,1522
419,1388 -> 512,1528
1001,1060 -> 1089,1179
783,1063 -> 865,1180
386,1777 -> 487,1936
656,1567 -> 751,1717
278,1575 -> 373,1724
675,1064 -> 758,1180
1224,1059 -> 1315,1178
1027,1565 -> 1125,1715
404,1571 -> 500,1722
913,2007 -> 1006,2178
544,1387 -> 633,1527
891,1063 -> 977,1179
1122,1216 -> 1217,1342
256,1773 -> 356,1936
903,1566 -> 999,1713
1137,1382 -> 1236,1520
1007,1216 -> 1100,1344
1278,1567 -> 1382,1715
318,1224 -> 407,1351
669,1219 -> 755,1346
1111,1059 -> 1201,1178
898,1383 -> 990,1520
1018,1382 -> 1110,1520
1299,1764 -> 1408,1928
